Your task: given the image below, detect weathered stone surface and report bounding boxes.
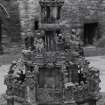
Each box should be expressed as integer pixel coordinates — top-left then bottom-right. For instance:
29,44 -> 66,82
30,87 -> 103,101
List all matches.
0,0 -> 21,42
3,1 -> 101,105
1,0 -> 105,44
17,0 -> 105,44
17,0 -> 40,39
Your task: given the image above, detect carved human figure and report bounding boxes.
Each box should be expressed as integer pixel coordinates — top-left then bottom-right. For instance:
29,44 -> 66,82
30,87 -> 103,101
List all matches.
56,33 -> 65,50
71,29 -> 79,45
34,38 -> 44,53
88,68 -> 100,92
24,35 -> 34,50
71,29 -> 76,40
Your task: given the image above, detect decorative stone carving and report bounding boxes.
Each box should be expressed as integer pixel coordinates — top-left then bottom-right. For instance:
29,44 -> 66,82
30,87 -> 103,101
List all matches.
88,67 -> 101,98
34,38 -> 44,53
4,0 -> 101,105
24,35 -> 34,50
39,0 -> 64,7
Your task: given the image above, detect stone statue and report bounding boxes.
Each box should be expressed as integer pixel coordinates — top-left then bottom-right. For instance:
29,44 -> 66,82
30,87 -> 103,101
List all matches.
25,35 -> 34,50
34,38 -> 44,53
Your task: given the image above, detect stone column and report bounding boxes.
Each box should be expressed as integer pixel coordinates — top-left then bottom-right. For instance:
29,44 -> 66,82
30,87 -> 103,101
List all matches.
26,86 -> 36,105
7,99 -> 14,105
25,70 -> 38,105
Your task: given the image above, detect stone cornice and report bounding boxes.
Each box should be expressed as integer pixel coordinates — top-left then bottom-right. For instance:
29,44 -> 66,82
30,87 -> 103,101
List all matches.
39,0 -> 64,7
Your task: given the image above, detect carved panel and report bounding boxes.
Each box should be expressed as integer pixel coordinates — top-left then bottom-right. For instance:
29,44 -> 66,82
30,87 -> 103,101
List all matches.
37,67 -> 63,104
37,88 -> 63,104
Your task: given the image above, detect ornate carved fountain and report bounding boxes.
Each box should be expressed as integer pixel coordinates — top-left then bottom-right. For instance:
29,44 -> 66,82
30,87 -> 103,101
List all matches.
4,0 -> 101,105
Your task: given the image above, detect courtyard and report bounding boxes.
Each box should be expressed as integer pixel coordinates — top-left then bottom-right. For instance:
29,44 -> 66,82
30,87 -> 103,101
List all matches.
0,0 -> 105,105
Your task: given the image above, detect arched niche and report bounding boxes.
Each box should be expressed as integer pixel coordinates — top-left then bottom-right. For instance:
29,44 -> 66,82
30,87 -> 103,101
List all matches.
0,3 -> 10,54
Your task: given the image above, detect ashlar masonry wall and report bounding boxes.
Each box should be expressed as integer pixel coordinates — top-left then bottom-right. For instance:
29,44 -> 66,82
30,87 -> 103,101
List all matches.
17,0 -> 105,44
62,0 -> 105,43
17,0 -> 39,40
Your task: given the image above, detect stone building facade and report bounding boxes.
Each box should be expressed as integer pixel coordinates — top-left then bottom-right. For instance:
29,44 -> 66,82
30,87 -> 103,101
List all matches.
62,0 -> 105,46
17,0 -> 105,46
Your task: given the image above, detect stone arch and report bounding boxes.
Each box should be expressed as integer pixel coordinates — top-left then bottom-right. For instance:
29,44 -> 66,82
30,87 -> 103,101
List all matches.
0,3 -> 10,54
0,3 -> 10,18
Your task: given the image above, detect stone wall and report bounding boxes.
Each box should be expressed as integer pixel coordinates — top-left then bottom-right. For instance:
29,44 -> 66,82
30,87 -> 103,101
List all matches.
17,0 -> 105,44
17,0 -> 40,40
0,0 -> 21,43
8,0 -> 21,42
62,0 -> 105,44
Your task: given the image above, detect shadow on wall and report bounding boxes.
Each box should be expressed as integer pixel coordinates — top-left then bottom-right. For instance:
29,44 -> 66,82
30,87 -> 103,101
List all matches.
95,36 -> 105,48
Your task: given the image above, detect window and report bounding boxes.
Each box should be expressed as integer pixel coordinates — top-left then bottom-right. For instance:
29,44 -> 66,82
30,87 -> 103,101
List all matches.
57,7 -> 61,20
34,20 -> 39,30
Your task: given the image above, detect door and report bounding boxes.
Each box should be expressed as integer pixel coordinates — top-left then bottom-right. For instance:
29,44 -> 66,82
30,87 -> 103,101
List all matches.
83,22 -> 98,46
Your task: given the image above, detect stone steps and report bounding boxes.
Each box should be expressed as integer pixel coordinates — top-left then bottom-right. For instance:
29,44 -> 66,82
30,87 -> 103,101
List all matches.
84,46 -> 105,57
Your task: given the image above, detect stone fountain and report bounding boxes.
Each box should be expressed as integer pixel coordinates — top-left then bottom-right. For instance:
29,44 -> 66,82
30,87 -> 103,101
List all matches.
4,0 -> 101,105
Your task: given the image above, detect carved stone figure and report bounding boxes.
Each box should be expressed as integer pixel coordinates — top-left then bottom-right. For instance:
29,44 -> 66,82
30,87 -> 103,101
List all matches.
4,0 -> 101,105
35,38 -> 44,53
25,35 -> 34,50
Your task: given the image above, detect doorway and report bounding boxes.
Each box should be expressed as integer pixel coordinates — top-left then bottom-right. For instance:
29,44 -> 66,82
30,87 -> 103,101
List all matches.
83,22 -> 98,46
